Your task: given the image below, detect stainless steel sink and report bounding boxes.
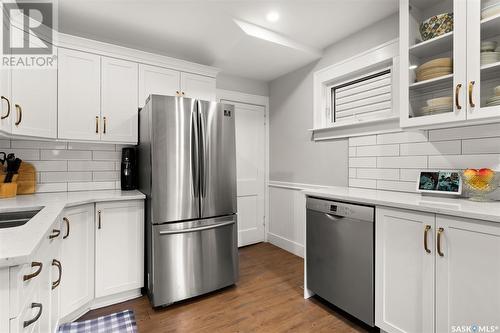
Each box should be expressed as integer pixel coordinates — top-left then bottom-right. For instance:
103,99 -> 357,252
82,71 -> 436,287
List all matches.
0,209 -> 41,229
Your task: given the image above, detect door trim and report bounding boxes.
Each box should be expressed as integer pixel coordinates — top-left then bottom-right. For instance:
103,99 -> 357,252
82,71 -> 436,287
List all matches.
217,89 -> 269,244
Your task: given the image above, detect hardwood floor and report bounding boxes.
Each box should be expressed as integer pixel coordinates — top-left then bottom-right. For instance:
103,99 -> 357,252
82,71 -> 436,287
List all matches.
81,243 -> 370,332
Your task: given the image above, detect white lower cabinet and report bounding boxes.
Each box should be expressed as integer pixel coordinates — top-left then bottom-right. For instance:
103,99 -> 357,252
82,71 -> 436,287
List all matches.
435,215 -> 500,333
376,207 -> 500,333
59,204 -> 94,319
95,201 -> 144,298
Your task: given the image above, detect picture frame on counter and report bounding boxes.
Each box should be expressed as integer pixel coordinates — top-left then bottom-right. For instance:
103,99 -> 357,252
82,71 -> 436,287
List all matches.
416,170 -> 462,195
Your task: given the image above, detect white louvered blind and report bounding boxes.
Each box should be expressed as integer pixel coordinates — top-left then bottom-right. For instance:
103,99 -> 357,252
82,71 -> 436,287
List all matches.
331,67 -> 392,124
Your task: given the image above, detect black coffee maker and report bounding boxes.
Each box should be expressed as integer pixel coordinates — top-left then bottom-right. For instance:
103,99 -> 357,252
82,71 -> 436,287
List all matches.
121,148 -> 136,190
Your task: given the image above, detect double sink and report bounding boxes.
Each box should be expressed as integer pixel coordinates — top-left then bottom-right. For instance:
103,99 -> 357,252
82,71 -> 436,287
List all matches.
0,209 -> 41,229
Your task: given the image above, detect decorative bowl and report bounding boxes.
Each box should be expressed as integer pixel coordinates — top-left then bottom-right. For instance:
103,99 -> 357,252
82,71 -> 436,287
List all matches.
462,168 -> 500,201
420,13 -> 453,41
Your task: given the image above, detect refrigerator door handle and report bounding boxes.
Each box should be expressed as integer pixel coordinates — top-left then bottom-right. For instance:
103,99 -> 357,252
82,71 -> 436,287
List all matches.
198,107 -> 207,198
191,109 -> 200,199
158,220 -> 235,235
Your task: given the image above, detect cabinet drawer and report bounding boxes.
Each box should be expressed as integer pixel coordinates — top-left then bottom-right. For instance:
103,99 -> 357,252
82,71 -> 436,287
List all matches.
9,280 -> 43,333
9,220 -> 61,318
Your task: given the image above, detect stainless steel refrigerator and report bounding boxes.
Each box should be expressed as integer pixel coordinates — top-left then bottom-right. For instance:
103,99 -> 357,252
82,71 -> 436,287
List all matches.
138,95 -> 238,307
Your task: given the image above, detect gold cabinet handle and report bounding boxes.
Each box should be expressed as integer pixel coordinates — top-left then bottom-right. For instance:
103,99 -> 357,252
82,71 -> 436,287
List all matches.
469,81 -> 475,108
63,217 -> 70,239
1,96 -> 10,119
437,227 -> 445,257
49,229 -> 60,239
98,210 -> 102,229
455,84 -> 462,110
181,91 -> 185,96
424,225 -> 431,254
14,104 -> 22,126
95,116 -> 99,133
103,116 -> 107,134
23,262 -> 43,281
51,259 -> 62,290
176,90 -> 180,96
23,303 -> 42,328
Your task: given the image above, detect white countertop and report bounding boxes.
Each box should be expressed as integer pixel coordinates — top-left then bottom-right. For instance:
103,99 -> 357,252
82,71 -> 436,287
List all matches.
0,190 -> 145,268
303,186 -> 500,223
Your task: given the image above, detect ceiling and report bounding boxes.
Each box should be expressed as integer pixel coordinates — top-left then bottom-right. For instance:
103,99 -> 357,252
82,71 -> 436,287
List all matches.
57,0 -> 398,81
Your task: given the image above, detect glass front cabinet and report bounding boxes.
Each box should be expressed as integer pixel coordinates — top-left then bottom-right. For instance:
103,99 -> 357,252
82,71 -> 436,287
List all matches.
400,0 -> 500,128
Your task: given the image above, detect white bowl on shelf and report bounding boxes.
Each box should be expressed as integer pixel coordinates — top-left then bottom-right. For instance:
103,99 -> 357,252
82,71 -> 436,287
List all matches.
481,41 -> 498,52
482,2 -> 500,19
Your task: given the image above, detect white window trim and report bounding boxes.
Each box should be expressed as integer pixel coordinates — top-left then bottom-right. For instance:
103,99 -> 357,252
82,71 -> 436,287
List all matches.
311,39 -> 400,140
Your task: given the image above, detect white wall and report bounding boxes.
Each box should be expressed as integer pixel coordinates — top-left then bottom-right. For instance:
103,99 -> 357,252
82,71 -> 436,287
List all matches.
2,139 -> 127,192
267,14 -> 399,256
217,72 -> 269,97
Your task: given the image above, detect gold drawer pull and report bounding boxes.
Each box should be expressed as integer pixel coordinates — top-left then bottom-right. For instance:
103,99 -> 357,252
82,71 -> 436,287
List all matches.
424,225 -> 431,254
14,104 -> 22,126
63,217 -> 70,239
23,303 -> 42,328
95,116 -> 99,133
49,229 -> 60,239
1,96 -> 10,119
437,227 -> 445,257
469,81 -> 475,108
455,84 -> 462,110
51,259 -> 62,290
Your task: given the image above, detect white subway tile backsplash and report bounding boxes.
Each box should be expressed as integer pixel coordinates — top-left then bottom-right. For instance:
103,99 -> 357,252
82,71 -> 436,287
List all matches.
349,135 -> 377,146
377,156 -> 427,169
428,154 -> 500,169
349,168 -> 357,178
376,131 -> 428,144
349,178 -> 377,189
400,140 -> 461,156
41,149 -> 92,160
357,168 -> 399,180
376,180 -> 416,192
462,137 -> 500,154
68,161 -> 116,171
356,144 -> 399,157
399,169 -> 424,182
429,123 -> 500,141
349,147 -> 356,157
349,157 -> 377,168
0,139 -> 125,193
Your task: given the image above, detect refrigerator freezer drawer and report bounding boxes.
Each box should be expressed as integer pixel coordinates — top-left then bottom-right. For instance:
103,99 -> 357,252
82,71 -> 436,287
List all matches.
150,215 -> 239,307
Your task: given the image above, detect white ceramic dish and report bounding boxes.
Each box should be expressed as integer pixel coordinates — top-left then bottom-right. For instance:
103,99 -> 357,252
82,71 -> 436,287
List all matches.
481,51 -> 500,65
481,41 -> 498,52
482,2 -> 500,19
427,96 -> 453,107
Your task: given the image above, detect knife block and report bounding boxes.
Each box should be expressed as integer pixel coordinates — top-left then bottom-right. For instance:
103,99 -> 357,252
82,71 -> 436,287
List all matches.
0,174 -> 18,198
16,162 -> 36,195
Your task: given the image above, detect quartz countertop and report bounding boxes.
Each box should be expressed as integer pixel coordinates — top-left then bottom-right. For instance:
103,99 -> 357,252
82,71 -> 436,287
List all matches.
0,190 -> 145,268
303,186 -> 500,223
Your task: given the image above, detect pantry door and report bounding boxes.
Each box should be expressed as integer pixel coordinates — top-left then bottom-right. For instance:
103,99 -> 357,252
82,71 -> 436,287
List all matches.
223,100 -> 266,247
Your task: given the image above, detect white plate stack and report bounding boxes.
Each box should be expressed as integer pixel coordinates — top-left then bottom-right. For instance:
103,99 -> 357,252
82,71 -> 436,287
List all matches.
486,85 -> 500,107
417,96 -> 453,117
481,41 -> 500,66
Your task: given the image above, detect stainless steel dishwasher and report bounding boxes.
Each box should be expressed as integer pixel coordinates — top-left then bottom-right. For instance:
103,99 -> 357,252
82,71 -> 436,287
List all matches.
306,197 -> 375,327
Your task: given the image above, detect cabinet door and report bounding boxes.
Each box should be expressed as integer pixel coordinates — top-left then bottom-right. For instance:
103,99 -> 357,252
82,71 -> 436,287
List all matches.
101,57 -> 138,143
436,215 -> 500,332
138,64 -> 180,107
9,39 -> 57,138
375,207 -> 435,333
58,48 -> 101,141
400,0 -> 467,128
466,0 -> 500,120
180,72 -> 216,101
0,7 -> 11,135
95,200 -> 144,298
59,204 -> 94,319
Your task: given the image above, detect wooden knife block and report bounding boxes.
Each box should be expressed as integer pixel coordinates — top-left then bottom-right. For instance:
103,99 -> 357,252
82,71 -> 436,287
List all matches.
0,161 -> 36,198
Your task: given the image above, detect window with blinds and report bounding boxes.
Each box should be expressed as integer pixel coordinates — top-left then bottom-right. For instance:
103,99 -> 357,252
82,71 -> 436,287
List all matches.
330,67 -> 392,125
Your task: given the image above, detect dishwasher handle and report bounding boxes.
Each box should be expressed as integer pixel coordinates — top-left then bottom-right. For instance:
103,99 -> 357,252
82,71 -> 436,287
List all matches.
324,213 -> 344,221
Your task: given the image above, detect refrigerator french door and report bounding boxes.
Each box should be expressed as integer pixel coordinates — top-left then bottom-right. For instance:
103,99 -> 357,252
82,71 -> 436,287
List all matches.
139,95 -> 238,307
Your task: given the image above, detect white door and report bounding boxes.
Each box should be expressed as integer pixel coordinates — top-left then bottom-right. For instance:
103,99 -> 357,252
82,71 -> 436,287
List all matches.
181,72 -> 216,101
436,215 -> 500,333
58,48 -> 101,141
138,64 -> 180,107
375,207 -> 435,333
101,57 -> 138,143
224,101 -> 265,247
95,200 -> 144,298
10,46 -> 57,138
59,204 -> 94,319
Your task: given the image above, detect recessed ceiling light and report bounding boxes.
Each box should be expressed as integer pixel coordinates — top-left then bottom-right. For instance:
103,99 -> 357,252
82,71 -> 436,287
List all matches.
266,11 -> 280,22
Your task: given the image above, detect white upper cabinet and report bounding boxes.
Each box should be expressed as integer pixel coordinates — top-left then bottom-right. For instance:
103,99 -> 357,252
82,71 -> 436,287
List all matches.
180,72 -> 216,101
435,215 -> 500,332
0,66 -> 11,134
59,204 -> 94,320
101,57 -> 138,143
138,64 -> 180,107
401,0 -> 500,129
375,207 -> 435,333
95,200 -> 144,298
58,48 -> 101,141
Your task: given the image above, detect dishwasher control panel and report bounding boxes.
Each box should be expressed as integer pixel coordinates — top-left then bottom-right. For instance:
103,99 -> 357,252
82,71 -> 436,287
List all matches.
307,197 -> 374,222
